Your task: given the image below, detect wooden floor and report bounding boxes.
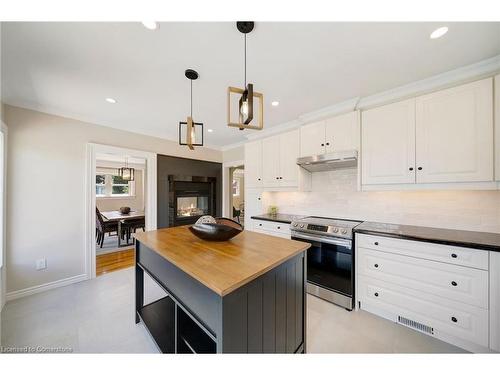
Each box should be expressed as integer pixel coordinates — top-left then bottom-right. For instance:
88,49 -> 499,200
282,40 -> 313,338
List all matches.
96,248 -> 135,276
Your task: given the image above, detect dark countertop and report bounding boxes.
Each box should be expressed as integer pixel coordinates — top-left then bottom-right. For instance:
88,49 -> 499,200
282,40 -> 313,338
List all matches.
251,213 -> 307,224
354,221 -> 500,252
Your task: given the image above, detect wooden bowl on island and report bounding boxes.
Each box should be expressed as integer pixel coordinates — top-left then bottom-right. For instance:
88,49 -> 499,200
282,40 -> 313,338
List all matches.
189,217 -> 243,241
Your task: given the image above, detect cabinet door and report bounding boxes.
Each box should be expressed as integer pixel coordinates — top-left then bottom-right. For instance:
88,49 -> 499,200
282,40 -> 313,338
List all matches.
490,251 -> 500,351
415,78 -> 493,183
279,130 -> 300,187
495,75 -> 500,181
244,188 -> 262,230
325,111 -> 360,153
361,98 -> 416,185
299,121 -> 325,157
262,135 -> 281,187
244,140 -> 262,188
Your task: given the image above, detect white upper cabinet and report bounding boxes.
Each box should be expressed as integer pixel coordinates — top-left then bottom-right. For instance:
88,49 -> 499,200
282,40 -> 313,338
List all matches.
244,140 -> 263,188
300,112 -> 360,157
361,98 -> 416,185
262,135 -> 281,187
300,121 -> 325,157
258,129 -> 310,190
415,78 -> 493,183
325,111 -> 359,153
495,75 -> 500,181
279,130 -> 300,187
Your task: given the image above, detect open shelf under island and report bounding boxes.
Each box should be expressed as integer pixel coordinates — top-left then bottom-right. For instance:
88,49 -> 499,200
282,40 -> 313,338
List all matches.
134,226 -> 310,354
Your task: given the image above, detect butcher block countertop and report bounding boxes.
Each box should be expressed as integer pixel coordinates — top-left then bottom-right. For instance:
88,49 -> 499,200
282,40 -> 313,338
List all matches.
134,226 -> 310,297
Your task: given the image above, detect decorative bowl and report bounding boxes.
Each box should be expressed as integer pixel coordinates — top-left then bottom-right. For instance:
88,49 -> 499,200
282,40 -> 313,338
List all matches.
189,217 -> 243,241
119,206 -> 131,214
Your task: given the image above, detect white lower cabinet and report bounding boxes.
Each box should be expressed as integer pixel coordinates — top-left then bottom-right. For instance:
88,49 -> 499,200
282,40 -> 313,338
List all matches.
356,233 -> 494,352
243,188 -> 262,229
357,275 -> 489,351
490,251 -> 500,351
251,219 -> 291,239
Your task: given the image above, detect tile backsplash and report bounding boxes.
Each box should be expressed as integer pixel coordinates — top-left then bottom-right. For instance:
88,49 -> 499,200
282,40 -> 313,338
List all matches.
262,168 -> 500,233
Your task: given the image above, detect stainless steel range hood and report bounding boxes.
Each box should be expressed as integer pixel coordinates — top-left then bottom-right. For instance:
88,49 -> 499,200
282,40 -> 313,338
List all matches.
296,150 -> 358,172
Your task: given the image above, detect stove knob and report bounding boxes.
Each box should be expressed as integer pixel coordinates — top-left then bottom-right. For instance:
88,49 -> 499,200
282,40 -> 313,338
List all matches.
293,223 -> 298,227
333,227 -> 339,233
341,229 -> 347,234
300,224 -> 305,228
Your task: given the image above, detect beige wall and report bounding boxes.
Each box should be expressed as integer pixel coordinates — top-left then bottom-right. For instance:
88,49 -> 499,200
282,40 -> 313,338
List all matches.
96,168 -> 145,212
223,145 -> 244,163
3,105 -> 222,294
263,168 -> 500,234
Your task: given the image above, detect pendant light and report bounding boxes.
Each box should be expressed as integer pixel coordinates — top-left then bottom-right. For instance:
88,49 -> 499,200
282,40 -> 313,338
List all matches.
227,22 -> 264,131
179,69 -> 204,150
118,157 -> 135,182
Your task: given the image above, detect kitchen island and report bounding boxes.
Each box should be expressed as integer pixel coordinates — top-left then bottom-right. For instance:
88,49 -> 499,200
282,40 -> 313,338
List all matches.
134,226 -> 310,353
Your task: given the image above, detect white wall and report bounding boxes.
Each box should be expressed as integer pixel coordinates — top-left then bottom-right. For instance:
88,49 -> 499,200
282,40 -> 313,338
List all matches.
263,168 -> 500,234
223,145 -> 244,163
3,104 -> 222,296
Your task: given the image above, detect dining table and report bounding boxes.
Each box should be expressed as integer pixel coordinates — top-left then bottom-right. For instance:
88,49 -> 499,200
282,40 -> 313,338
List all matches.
100,210 -> 145,247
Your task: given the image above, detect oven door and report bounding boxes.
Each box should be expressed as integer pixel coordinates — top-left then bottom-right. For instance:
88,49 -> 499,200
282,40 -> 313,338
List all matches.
291,232 -> 353,298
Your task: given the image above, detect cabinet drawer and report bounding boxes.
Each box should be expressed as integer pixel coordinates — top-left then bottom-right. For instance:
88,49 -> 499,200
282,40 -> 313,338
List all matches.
358,275 -> 488,348
358,247 -> 488,308
253,220 -> 290,233
356,234 -> 488,270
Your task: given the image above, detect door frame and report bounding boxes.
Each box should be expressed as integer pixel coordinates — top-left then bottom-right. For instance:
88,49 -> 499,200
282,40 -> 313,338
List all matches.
85,143 -> 157,279
222,159 -> 244,218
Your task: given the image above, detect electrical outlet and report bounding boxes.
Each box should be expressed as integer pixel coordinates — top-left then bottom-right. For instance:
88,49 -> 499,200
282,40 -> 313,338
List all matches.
36,258 -> 47,270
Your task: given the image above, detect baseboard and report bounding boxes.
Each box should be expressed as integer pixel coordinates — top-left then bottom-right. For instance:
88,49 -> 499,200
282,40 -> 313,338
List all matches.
5,274 -> 88,301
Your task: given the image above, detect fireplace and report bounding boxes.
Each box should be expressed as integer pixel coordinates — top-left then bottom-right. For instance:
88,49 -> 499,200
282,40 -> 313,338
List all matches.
168,175 -> 216,227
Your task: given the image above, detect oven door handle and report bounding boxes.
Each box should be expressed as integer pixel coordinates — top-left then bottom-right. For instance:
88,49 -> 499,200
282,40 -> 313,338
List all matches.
291,232 -> 352,248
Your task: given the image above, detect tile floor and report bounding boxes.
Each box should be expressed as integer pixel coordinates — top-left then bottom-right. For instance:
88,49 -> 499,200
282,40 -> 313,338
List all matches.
1,268 -> 466,353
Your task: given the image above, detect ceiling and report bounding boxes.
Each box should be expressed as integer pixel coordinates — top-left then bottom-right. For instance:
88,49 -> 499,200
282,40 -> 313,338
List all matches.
2,22 -> 500,148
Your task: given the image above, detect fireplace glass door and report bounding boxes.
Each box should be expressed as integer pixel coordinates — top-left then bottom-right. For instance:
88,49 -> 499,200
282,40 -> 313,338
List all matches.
177,196 -> 209,218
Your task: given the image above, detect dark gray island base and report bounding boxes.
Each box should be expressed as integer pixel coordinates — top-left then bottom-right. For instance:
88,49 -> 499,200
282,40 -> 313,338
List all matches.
134,226 -> 309,354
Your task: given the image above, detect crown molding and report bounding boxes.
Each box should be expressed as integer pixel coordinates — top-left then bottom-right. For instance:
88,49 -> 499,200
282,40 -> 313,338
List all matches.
220,139 -> 247,152
357,54 -> 500,109
299,97 -> 360,123
243,96 -> 361,143
2,101 -> 224,152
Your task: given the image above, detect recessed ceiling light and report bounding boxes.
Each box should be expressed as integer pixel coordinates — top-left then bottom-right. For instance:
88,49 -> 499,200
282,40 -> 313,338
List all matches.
207,129 -> 214,133
271,101 -> 280,107
142,21 -> 158,30
430,26 -> 448,39
105,97 -> 117,104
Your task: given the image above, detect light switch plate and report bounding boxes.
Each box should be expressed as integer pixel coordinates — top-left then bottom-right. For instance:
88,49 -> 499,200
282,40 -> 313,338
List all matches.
36,258 -> 47,270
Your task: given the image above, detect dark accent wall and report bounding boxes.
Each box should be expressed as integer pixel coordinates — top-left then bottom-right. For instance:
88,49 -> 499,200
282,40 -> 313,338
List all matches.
157,154 -> 222,228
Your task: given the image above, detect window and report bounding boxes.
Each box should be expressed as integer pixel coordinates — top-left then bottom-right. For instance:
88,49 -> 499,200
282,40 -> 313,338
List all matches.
112,175 -> 129,196
96,174 -> 106,196
96,172 -> 135,198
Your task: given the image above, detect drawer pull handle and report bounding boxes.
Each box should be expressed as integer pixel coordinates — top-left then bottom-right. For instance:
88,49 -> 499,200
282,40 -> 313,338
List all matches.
451,317 -> 458,323
374,263 -> 379,268
277,226 -> 281,229
451,253 -> 458,258
374,292 -> 379,297
451,281 -> 457,286
259,224 -> 262,226
374,242 -> 379,246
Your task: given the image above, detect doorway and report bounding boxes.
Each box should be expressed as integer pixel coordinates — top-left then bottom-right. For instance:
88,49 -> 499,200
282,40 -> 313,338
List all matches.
85,144 -> 157,280
229,166 -> 245,226
94,153 -> 147,276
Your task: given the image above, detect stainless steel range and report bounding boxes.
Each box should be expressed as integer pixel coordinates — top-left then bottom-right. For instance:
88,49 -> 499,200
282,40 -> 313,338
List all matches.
290,216 -> 362,310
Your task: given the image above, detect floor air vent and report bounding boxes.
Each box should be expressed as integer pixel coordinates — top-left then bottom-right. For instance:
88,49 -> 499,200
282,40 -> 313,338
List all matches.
398,315 -> 434,335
